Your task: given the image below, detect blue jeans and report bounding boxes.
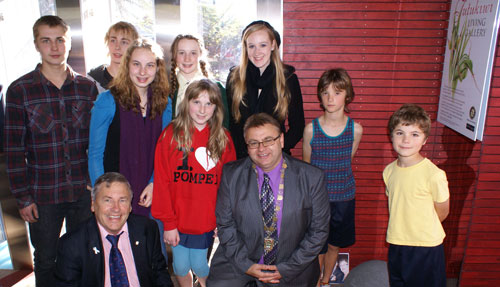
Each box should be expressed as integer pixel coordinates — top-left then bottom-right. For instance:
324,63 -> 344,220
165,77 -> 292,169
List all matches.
29,193 -> 92,287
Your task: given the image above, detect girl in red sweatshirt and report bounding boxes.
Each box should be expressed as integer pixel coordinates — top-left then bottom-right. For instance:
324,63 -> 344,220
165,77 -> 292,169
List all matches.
152,79 -> 236,287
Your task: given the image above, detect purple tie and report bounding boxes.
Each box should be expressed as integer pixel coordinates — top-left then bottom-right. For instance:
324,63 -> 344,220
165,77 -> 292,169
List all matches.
106,232 -> 129,287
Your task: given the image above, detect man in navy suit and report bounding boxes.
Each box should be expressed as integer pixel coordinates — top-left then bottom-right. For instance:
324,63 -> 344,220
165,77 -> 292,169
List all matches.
54,172 -> 173,286
207,113 -> 330,286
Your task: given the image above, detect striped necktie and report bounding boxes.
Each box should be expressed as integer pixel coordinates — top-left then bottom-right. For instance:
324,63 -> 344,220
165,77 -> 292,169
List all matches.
261,173 -> 278,264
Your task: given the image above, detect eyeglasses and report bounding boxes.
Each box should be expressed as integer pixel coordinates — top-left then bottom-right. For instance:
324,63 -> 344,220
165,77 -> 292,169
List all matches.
246,134 -> 281,149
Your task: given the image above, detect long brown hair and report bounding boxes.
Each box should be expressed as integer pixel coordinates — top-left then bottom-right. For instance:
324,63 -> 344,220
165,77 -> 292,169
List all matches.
230,23 -> 289,123
169,34 -> 209,95
109,38 -> 169,119
171,79 -> 228,161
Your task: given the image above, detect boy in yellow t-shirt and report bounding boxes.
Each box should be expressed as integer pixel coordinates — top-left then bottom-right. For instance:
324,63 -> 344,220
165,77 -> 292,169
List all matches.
383,104 -> 449,287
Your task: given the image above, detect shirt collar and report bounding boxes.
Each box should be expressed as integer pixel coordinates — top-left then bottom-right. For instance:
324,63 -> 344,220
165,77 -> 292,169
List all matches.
177,69 -> 205,87
256,155 -> 283,182
193,124 -> 210,135
33,63 -> 76,86
97,220 -> 129,243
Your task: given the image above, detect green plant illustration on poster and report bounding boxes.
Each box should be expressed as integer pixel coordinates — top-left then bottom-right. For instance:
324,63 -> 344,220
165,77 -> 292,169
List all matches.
448,1 -> 479,97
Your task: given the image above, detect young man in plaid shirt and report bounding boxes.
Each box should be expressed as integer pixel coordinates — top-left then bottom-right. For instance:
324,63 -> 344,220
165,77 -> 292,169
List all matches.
4,15 -> 97,286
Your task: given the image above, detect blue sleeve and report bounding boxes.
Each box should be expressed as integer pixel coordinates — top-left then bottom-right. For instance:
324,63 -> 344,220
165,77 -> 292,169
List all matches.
162,99 -> 173,130
149,99 -> 173,184
88,91 -> 115,186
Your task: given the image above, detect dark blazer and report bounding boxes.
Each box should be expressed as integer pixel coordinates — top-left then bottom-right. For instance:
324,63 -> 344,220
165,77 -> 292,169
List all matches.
207,153 -> 330,287
54,214 -> 173,287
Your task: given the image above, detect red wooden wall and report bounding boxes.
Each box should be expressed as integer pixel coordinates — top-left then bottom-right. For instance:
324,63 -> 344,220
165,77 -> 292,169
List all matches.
282,0 -> 500,285
458,45 -> 500,285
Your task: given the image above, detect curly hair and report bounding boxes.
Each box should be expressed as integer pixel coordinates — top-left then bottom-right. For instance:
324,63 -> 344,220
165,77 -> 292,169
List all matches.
388,103 -> 431,138
171,79 -> 228,161
230,22 -> 289,123
169,34 -> 210,96
109,38 -> 169,119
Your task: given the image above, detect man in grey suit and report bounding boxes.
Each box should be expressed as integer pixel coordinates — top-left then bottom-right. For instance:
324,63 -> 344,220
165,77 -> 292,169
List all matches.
207,113 -> 330,286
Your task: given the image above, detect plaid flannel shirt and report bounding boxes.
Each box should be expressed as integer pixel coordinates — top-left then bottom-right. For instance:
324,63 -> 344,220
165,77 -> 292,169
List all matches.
4,64 -> 97,208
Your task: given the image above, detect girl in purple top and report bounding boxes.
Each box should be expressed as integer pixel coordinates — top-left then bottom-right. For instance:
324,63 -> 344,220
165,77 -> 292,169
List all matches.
88,38 -> 172,216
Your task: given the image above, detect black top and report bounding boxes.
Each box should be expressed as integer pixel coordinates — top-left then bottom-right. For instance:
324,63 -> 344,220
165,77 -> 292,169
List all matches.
226,63 -> 305,158
88,64 -> 113,92
103,99 -> 120,173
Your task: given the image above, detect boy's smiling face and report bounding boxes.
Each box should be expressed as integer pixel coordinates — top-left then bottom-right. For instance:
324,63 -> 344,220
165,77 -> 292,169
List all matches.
107,30 -> 133,66
391,123 -> 427,166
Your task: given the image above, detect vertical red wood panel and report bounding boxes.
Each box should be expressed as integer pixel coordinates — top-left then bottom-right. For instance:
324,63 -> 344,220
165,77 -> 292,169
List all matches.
458,39 -> 500,286
282,0 -> 500,283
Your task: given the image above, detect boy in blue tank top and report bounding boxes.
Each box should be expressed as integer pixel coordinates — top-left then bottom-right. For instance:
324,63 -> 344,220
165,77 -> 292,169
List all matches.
303,68 -> 363,287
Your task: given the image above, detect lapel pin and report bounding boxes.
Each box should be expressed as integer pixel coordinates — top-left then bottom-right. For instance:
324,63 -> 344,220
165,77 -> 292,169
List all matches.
93,247 -> 100,254
135,241 -> 139,246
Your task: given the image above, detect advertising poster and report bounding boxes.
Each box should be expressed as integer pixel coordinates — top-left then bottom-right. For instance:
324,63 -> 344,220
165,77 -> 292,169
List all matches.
437,0 -> 500,141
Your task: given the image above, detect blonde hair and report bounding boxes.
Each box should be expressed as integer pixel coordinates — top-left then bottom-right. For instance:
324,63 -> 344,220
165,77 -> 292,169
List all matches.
171,79 -> 228,161
230,23 -> 289,123
109,38 -> 169,119
104,21 -> 139,46
169,34 -> 210,95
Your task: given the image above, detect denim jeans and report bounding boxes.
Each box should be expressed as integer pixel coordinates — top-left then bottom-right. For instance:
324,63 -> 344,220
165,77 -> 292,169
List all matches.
29,192 -> 92,287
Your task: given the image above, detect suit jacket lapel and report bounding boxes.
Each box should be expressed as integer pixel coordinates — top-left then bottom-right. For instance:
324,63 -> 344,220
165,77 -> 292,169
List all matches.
278,154 -> 298,261
245,159 -> 265,246
87,217 -> 105,287
128,216 -> 147,285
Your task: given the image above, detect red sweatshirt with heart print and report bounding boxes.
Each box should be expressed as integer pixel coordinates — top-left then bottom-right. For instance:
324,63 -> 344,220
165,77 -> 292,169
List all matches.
152,125 -> 236,235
